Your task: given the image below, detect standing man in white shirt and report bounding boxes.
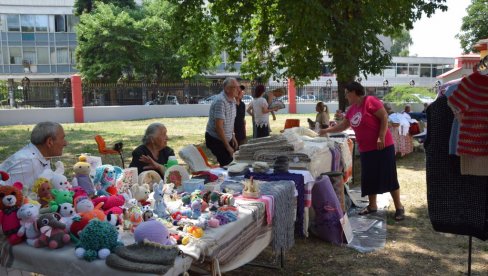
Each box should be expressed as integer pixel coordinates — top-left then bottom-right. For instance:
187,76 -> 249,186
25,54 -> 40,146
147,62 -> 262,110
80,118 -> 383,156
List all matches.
0,121 -> 68,193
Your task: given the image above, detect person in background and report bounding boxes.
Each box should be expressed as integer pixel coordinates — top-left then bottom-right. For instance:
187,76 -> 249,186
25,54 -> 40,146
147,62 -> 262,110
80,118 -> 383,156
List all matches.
308,102 -> 330,129
264,87 -> 286,122
234,85 -> 247,147
247,85 -> 279,138
422,102 -> 429,113
383,103 -> 394,115
205,77 -> 239,166
0,121 -> 68,192
319,81 -> 405,221
129,122 -> 175,177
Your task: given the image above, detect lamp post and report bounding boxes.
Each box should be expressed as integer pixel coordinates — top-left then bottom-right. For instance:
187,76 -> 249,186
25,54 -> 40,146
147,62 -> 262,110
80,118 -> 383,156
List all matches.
409,79 -> 415,87
382,79 -> 389,97
356,77 -> 362,83
433,80 -> 441,92
325,79 -> 332,102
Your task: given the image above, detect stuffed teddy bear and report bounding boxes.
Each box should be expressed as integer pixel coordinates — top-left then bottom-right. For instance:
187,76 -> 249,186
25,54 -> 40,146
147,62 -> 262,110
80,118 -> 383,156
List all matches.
92,194 -> 125,215
50,172 -> 71,191
34,213 -> 70,249
74,219 -> 122,262
152,183 -> 167,219
32,177 -> 53,208
93,165 -> 123,196
17,202 -> 41,246
58,202 -> 79,231
0,182 -> 25,245
72,156 -> 96,197
130,183 -> 151,207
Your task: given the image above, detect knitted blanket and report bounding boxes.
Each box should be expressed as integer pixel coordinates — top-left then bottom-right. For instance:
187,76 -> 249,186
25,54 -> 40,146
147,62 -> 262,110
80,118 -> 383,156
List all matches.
246,172 -> 305,238
253,150 -> 311,163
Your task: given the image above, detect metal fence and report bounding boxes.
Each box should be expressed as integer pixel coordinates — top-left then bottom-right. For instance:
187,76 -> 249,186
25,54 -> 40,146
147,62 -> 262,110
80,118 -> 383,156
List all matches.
1,79 -> 406,108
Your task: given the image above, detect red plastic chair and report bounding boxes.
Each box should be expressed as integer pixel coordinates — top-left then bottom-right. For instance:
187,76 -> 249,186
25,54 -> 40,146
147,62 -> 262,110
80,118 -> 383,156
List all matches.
94,135 -> 124,168
284,119 -> 300,129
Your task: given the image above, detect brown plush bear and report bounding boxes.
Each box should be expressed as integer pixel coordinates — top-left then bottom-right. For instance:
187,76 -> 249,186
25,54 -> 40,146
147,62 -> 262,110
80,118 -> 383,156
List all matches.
0,182 -> 25,245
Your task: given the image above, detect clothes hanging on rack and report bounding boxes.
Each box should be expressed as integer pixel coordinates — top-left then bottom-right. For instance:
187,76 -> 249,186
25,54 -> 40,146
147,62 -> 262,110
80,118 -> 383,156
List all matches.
447,71 -> 488,176
425,95 -> 488,240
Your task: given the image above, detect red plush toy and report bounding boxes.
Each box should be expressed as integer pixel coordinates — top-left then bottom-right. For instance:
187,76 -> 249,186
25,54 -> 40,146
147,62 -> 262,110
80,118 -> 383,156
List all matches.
0,182 -> 25,245
91,194 -> 125,215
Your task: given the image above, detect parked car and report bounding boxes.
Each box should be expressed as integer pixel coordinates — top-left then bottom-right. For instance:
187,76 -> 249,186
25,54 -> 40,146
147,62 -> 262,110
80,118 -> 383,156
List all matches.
198,94 -> 219,104
242,95 -> 253,104
144,95 -> 179,105
300,95 -> 317,102
411,94 -> 435,104
276,95 -> 302,103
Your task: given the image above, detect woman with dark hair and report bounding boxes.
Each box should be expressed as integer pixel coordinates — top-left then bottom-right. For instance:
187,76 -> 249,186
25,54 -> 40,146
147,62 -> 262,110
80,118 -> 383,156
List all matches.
319,81 -> 405,221
247,85 -> 279,138
234,85 -> 247,146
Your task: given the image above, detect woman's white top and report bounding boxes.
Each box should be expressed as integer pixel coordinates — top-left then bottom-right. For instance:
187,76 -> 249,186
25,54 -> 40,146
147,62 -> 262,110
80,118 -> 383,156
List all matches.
252,97 -> 270,127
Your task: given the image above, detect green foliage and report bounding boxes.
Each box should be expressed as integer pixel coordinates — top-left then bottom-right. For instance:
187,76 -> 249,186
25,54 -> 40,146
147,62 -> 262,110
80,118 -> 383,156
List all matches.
169,0 -> 447,109
391,29 -> 413,57
456,0 -> 488,54
383,85 -> 435,103
76,1 -> 188,82
74,0 -> 136,15
0,80 -> 7,105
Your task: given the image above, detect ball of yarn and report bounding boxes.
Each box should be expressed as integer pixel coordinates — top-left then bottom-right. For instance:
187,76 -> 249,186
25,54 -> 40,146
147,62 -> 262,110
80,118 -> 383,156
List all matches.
208,218 -> 220,228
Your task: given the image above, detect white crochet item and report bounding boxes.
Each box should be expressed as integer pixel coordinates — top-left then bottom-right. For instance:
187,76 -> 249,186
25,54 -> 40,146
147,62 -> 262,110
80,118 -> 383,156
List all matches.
178,145 -> 211,173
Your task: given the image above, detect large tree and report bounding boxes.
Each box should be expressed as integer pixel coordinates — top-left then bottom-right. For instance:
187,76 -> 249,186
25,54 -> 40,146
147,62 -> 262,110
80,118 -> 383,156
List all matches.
171,0 -> 447,110
76,1 -> 189,82
456,0 -> 488,54
74,0 -> 136,15
391,29 -> 413,57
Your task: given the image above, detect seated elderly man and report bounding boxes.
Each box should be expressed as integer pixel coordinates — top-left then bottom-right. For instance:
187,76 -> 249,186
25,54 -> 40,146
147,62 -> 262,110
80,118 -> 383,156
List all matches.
0,121 -> 67,192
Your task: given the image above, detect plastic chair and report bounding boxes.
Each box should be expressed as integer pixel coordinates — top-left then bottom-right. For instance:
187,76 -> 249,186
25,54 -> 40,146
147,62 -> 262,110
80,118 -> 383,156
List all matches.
94,135 -> 125,168
284,119 -> 300,129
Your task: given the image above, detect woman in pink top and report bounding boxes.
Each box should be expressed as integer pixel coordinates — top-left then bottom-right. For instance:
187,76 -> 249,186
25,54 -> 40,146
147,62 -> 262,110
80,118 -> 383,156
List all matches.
320,81 -> 405,221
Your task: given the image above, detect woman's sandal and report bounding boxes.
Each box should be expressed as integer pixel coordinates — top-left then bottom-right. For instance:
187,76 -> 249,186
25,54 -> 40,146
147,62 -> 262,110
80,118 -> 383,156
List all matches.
358,205 -> 378,216
394,207 -> 405,221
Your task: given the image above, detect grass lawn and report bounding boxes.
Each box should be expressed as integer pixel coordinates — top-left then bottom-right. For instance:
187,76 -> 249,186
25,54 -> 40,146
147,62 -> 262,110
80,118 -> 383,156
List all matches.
1,114 -> 487,275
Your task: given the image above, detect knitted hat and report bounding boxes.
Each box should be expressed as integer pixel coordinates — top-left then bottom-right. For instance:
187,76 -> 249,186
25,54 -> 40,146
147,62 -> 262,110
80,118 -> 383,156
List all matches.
273,155 -> 289,174
228,163 -> 249,177
252,162 -> 269,173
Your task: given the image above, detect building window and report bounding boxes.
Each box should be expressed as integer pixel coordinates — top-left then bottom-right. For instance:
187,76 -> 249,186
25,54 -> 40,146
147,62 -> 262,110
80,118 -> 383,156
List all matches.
396,63 -> 408,75
23,47 -> 36,64
66,15 -> 79,32
7,15 -> 20,32
55,15 -> 66,32
50,47 -> 56,64
9,47 -> 22,64
408,64 -> 419,76
56,47 -> 69,64
420,66 -> 431,77
37,47 -> 49,64
22,33 -> 35,41
69,46 -> 76,65
36,15 -> 48,32
21,15 -> 36,32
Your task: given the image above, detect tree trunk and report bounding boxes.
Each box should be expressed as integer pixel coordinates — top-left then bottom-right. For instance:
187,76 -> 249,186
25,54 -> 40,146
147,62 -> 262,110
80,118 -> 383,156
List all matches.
337,76 -> 354,111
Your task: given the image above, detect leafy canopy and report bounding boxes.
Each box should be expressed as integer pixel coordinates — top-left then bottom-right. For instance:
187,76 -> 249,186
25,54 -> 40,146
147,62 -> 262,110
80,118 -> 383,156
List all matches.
383,85 -> 435,103
74,0 -> 136,15
456,0 -> 488,54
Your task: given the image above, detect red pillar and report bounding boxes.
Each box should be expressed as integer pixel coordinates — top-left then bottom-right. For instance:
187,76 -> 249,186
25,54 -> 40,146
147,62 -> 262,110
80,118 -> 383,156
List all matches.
71,74 -> 84,123
288,78 -> 296,114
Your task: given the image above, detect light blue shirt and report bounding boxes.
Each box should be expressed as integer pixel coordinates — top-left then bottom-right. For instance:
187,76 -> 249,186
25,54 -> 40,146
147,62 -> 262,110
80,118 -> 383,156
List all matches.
206,91 -> 236,142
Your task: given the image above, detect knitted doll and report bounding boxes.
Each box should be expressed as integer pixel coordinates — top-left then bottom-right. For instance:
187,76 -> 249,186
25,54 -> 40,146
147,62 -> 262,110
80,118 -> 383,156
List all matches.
57,202 -> 79,231
50,172 -> 72,191
190,199 -> 202,219
46,189 -> 74,213
72,156 -> 96,197
93,164 -> 123,196
152,183 -> 167,219
32,177 -> 53,208
0,182 -> 25,245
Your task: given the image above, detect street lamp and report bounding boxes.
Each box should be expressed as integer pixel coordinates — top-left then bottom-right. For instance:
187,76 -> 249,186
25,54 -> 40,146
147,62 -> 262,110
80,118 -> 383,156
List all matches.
356,77 -> 362,83
325,79 -> 332,102
382,79 -> 389,97
409,79 -> 415,87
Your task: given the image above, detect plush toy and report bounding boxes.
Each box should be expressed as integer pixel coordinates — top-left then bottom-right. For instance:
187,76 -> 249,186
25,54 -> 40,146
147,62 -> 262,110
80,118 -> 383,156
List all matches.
209,192 -> 220,212
32,177 -> 53,208
72,156 -> 96,197
152,183 -> 167,219
17,202 -> 41,246
162,183 -> 177,201
134,219 -> 175,245
0,182 -> 25,245
93,165 -> 123,196
129,208 -> 143,233
74,219 -> 122,262
34,213 -> 70,249
190,199 -> 202,219
0,170 -> 9,185
138,170 -> 162,191
58,202 -> 79,231
50,172 -> 71,191
70,215 -> 91,239
92,194 -> 125,215
74,195 -> 105,222
130,183 -> 151,206
45,189 -> 75,213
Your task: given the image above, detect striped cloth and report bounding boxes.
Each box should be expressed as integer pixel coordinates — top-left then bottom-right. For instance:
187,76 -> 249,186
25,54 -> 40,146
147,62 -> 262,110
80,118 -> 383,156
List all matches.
447,71 -> 488,156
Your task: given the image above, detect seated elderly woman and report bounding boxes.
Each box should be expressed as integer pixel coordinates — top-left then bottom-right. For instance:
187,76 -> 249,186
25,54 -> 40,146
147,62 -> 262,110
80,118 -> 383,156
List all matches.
308,102 -> 330,130
129,123 -> 175,177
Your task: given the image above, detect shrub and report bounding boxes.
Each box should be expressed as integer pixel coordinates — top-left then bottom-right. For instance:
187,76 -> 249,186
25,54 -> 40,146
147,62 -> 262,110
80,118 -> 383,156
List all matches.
384,85 -> 435,103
